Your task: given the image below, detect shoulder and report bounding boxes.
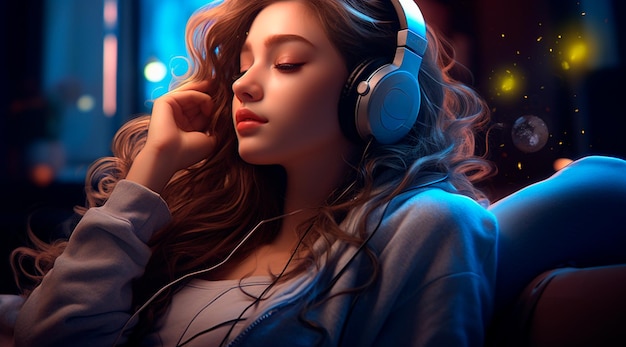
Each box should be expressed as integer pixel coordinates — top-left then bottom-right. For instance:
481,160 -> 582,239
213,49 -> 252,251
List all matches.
361,185 -> 498,299
388,185 -> 496,230
372,185 -> 498,255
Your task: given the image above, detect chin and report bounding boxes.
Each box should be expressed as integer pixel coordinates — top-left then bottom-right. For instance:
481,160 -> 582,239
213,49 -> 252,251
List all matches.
237,148 -> 273,166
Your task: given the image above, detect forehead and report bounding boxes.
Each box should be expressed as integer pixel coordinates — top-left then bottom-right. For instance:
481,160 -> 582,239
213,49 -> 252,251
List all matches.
244,1 -> 326,46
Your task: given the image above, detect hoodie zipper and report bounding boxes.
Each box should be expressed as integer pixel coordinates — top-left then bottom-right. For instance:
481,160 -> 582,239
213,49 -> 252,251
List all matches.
225,307 -> 280,347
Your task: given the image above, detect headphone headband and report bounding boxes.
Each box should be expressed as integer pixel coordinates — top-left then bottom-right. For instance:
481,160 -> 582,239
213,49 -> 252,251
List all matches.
392,0 -> 427,57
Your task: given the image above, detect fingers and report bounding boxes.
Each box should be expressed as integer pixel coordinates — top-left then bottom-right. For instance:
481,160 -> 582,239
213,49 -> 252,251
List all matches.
171,91 -> 214,132
140,78 -> 219,164
156,86 -> 215,133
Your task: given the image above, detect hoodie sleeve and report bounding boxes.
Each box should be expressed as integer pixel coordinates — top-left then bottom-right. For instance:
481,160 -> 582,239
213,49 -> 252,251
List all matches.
14,180 -> 171,347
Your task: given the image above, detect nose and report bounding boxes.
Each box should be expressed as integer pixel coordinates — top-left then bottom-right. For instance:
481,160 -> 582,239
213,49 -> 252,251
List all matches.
232,69 -> 263,103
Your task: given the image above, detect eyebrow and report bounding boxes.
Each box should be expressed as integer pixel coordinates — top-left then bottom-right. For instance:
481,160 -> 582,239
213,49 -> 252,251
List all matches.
241,34 -> 315,53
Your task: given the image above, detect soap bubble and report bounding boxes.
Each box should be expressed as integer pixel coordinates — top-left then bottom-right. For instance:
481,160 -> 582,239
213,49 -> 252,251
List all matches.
511,115 -> 549,153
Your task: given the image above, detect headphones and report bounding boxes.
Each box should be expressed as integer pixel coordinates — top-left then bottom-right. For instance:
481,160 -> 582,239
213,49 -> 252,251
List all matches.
339,0 -> 428,145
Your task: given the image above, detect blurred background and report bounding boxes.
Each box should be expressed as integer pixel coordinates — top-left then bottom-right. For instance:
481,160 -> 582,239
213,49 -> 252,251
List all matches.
1,0 -> 624,293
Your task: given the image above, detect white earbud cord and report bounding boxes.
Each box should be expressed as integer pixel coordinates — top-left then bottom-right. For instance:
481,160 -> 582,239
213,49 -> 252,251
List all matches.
112,208 -> 303,346
112,142 -> 370,346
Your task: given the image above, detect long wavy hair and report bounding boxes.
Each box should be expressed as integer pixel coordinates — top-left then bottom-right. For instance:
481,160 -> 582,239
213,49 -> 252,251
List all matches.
11,0 -> 493,342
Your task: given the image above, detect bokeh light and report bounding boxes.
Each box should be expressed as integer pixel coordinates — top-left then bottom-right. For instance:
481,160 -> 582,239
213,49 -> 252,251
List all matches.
144,59 -> 168,83
569,42 -> 588,63
492,67 -> 525,98
553,158 -> 574,171
30,164 -> 56,187
76,94 -> 95,112
552,28 -> 597,73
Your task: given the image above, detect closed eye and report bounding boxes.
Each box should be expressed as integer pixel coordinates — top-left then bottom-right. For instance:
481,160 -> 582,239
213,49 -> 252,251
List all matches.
275,63 -> 304,72
233,62 -> 304,81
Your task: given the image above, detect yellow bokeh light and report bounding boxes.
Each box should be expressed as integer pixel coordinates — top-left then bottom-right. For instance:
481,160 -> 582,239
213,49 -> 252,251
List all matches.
501,77 -> 515,92
500,69 -> 517,93
554,25 -> 598,72
493,68 -> 524,98
569,42 -> 587,63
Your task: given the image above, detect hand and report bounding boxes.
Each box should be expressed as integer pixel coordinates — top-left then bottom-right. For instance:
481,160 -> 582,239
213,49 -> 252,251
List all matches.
145,80 -> 216,166
127,80 -> 217,192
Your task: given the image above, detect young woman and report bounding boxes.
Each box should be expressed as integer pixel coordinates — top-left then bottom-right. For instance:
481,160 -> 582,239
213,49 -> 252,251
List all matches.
10,0 -> 497,346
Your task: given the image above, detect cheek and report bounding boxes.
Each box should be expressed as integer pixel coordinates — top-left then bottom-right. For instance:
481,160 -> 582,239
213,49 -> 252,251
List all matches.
279,72 -> 346,131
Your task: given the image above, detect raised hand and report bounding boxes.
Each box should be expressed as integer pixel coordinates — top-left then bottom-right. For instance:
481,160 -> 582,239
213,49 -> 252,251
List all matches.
127,80 -> 217,193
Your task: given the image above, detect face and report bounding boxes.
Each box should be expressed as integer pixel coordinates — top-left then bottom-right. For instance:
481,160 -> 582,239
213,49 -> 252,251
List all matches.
232,1 -> 352,168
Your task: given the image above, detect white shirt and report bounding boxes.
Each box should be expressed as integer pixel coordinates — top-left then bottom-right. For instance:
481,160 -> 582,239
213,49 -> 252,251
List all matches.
147,276 -> 275,346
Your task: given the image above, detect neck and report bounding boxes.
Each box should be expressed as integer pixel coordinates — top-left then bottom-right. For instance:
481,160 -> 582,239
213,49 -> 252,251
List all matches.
284,155 -> 355,212
264,136 -> 360,250
279,145 -> 357,232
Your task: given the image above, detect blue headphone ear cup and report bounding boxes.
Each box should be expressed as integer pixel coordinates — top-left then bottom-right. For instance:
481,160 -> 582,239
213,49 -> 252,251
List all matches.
339,57 -> 421,144
339,59 -> 387,143
360,61 -> 422,144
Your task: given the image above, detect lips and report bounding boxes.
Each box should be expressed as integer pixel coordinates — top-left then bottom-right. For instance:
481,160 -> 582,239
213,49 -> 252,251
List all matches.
235,109 -> 268,132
